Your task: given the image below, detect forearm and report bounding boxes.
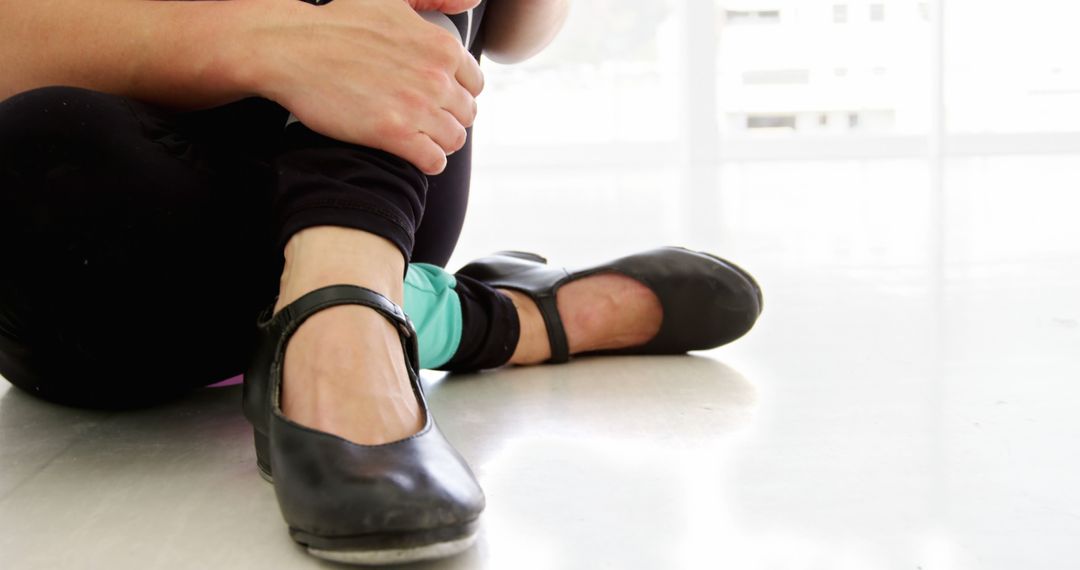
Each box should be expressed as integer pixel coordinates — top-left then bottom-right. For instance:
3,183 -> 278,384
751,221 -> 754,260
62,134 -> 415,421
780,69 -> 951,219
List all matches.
0,0 -> 262,110
482,0 -> 569,64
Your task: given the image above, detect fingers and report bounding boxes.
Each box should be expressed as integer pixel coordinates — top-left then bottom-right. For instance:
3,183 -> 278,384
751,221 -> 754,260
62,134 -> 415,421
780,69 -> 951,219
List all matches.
423,108 -> 469,156
443,0 -> 482,14
455,47 -> 484,97
421,49 -> 478,174
379,109 -> 466,176
303,0 -> 480,176
387,132 -> 448,176
380,110 -> 463,175
442,82 -> 478,129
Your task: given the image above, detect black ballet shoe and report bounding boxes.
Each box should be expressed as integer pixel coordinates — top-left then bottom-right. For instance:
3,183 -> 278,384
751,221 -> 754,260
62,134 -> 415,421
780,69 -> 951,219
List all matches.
455,247 -> 763,364
242,285 -> 485,565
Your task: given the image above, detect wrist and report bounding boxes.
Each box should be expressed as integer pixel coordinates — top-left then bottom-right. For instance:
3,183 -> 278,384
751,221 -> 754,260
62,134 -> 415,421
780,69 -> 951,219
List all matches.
134,0 -> 299,109
202,0 -> 282,103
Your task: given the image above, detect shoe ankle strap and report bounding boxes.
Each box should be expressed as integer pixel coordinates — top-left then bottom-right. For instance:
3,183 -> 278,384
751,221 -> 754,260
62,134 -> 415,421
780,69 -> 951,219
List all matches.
270,284 -> 420,372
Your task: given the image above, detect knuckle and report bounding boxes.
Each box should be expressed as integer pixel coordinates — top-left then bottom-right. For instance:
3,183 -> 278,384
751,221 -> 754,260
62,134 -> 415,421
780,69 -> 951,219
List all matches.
459,113 -> 474,129
438,30 -> 461,51
452,127 -> 468,150
373,113 -> 408,140
423,68 -> 452,93
396,88 -> 427,112
430,32 -> 461,64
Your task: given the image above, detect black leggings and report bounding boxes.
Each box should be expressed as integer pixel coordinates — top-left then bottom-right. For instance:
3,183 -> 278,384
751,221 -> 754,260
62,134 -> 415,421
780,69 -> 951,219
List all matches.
0,86 -> 516,409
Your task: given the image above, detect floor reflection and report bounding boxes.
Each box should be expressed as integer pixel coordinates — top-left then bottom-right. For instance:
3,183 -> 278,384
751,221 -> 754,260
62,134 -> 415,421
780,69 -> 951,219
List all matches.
420,355 -> 756,569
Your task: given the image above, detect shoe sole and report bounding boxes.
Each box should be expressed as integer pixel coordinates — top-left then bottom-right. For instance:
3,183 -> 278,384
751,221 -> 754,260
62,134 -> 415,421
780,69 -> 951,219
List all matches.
305,531 -> 479,566
257,464 -> 273,484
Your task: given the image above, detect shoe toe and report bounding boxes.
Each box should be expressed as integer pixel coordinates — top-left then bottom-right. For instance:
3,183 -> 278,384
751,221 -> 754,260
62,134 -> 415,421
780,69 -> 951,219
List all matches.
623,247 -> 762,353
270,415 -> 485,541
699,253 -> 762,346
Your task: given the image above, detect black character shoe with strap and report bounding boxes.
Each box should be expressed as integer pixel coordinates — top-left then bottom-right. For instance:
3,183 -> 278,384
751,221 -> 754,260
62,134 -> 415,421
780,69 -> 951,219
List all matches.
455,247 -> 763,364
243,285 -> 485,565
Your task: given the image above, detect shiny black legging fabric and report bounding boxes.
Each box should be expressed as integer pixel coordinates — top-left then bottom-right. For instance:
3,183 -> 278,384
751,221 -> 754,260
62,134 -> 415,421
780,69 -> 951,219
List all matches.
0,86 -> 517,409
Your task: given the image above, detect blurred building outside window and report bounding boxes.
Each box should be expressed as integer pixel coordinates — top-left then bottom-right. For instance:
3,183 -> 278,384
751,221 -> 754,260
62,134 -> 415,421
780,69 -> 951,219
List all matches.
475,0 -> 1080,161
461,0 -> 1080,269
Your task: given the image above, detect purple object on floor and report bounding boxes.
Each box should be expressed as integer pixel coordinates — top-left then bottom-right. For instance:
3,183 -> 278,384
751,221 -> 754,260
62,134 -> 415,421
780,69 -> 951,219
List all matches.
207,374 -> 243,388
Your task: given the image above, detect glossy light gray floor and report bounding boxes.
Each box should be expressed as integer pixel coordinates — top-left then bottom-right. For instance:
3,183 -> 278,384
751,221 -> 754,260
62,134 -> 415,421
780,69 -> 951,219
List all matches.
2,156 -> 1079,569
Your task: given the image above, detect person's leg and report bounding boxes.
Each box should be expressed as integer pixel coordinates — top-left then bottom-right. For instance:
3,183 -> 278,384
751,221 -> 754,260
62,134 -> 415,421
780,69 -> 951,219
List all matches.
271,104 -> 438,442
398,126 -> 522,371
404,263 -> 464,369
0,86 -> 286,408
241,6 -> 494,560
267,0 -> 514,440
411,129 -> 473,267
404,261 -> 522,371
0,83 -> 489,412
401,94 -> 664,373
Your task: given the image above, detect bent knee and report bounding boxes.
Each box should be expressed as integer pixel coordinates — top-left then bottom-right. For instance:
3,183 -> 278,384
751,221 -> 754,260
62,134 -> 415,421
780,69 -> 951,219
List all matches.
0,86 -> 167,232
0,85 -> 131,131
0,86 -> 145,173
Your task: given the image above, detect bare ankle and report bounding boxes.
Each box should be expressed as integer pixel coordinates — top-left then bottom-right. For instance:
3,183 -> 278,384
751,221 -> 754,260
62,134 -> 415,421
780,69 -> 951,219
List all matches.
277,226 -> 405,312
273,225 -> 422,445
501,274 -> 663,366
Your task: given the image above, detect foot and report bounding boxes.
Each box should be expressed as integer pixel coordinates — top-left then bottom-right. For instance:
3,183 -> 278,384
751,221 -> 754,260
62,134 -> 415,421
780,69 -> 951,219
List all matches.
275,226 -> 423,445
501,273 -> 663,365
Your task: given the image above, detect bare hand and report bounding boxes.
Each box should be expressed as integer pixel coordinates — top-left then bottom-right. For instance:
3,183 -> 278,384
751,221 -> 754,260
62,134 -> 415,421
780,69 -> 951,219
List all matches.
245,0 -> 484,175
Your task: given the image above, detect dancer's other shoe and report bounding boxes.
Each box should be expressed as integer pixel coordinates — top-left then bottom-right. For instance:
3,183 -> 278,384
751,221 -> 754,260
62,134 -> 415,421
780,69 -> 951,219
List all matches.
455,247 -> 763,364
